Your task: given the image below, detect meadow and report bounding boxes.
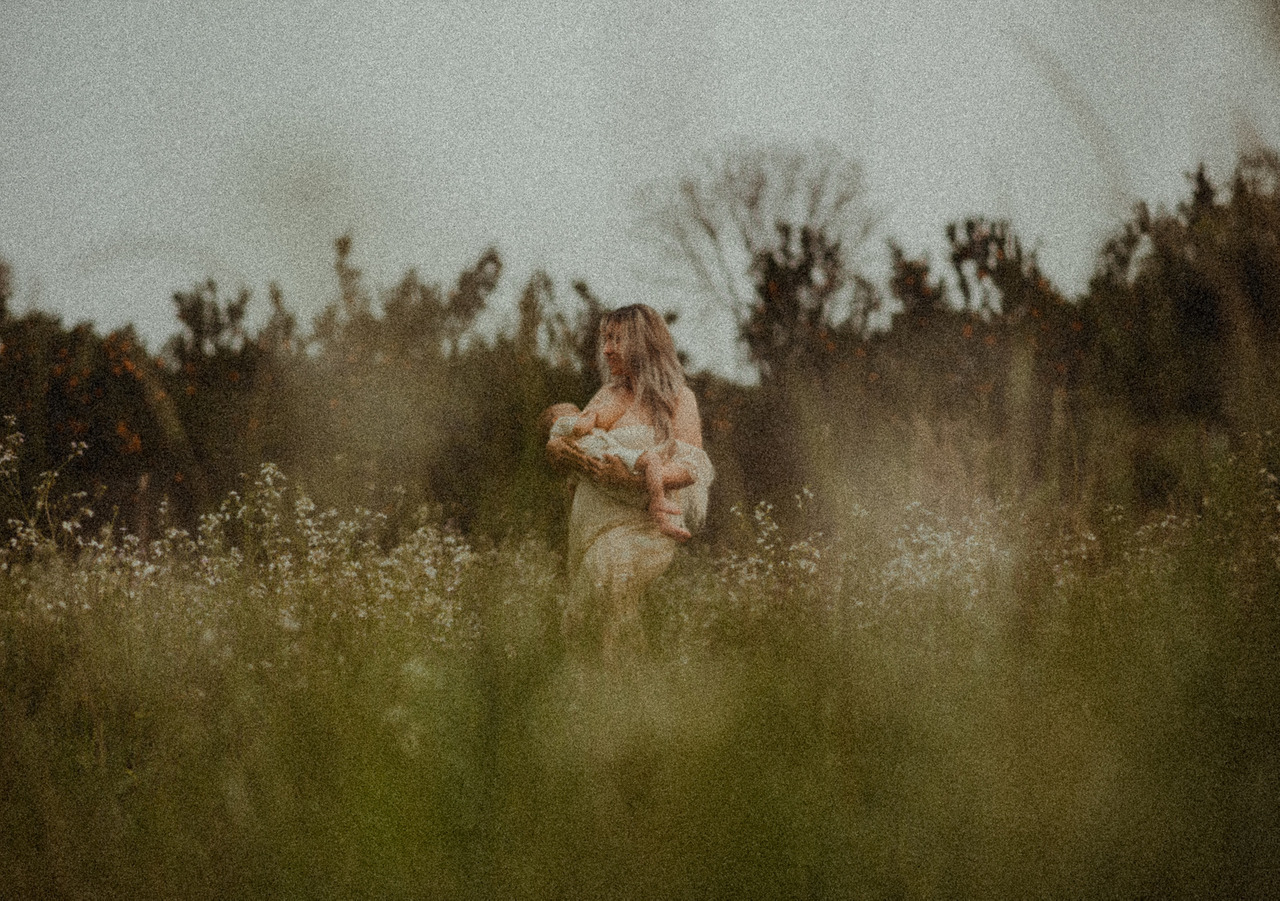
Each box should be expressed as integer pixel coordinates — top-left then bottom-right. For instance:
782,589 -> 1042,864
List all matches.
2,426 -> 1278,899
3,152 -> 1280,897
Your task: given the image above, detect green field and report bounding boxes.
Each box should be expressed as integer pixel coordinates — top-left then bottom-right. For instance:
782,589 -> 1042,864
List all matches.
3,454 -> 1277,899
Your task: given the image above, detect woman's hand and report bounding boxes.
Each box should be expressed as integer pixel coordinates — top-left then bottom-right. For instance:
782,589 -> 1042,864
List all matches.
593,454 -> 641,491
546,436 -> 602,478
547,438 -> 644,490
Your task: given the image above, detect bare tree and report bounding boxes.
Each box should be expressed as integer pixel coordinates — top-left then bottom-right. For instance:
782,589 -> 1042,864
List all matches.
638,142 -> 878,379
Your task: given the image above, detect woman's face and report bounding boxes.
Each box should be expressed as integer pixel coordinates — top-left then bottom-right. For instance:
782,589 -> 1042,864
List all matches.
601,325 -> 630,379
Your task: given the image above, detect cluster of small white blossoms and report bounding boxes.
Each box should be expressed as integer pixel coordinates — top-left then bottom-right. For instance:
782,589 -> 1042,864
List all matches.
874,500 -> 1013,607
711,491 -> 1028,631
1116,507 -> 1195,569
1046,520 -> 1100,590
2,418 -> 95,579
1255,452 -> 1280,571
1,458 -> 477,645
718,497 -> 825,604
1091,445 -> 1280,583
211,464 -> 477,635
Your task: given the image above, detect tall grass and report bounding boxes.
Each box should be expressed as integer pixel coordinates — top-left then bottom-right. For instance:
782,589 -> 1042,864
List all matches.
2,441 -> 1278,898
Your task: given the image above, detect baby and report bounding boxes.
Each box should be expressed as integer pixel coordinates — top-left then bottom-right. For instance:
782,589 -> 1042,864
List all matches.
544,400 -> 691,542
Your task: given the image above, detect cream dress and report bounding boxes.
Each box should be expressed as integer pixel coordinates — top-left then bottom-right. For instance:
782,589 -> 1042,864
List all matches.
563,423 -> 713,654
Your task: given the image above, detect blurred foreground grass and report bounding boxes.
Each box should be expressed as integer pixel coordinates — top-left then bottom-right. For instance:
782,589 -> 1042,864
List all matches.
2,459 -> 1279,899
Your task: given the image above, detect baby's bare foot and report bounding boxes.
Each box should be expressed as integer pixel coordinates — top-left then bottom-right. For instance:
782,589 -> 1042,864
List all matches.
650,499 -> 691,542
657,520 -> 692,542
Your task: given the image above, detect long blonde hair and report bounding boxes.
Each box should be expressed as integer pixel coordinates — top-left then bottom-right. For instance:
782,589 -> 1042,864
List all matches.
598,304 -> 685,441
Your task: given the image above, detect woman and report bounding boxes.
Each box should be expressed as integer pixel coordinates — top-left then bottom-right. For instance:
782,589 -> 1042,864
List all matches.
545,304 -> 713,658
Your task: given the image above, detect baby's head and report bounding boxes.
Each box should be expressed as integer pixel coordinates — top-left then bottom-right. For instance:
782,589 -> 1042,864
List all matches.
539,402 -> 581,439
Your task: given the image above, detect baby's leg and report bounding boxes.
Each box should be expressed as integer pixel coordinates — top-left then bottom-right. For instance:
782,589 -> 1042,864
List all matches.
636,451 -> 690,542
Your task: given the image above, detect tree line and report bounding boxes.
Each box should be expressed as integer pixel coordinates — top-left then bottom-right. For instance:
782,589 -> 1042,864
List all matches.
2,149 -> 1278,544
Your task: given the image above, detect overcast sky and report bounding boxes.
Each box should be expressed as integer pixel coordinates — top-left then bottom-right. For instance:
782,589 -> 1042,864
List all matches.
2,0 -> 1278,376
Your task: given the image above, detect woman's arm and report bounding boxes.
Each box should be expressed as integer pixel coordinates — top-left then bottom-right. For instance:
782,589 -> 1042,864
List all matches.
595,387 -> 703,491
639,386 -> 701,489
591,453 -> 694,492
671,386 -> 704,448
545,435 -> 604,478
544,386 -> 704,491
543,388 -> 613,478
